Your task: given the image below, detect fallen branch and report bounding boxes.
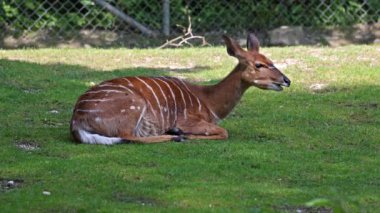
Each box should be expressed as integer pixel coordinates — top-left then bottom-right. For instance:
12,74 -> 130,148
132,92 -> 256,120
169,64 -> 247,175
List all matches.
158,16 -> 209,48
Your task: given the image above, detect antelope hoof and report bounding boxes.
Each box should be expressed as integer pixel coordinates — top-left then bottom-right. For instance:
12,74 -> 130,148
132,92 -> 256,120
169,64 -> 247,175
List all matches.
166,127 -> 184,136
172,135 -> 187,142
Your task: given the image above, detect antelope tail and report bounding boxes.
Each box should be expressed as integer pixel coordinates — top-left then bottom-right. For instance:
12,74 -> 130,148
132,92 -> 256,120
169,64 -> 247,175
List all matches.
73,129 -> 124,145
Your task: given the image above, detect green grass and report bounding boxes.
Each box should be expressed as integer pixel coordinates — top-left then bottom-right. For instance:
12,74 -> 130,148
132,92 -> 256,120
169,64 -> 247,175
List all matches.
0,45 -> 379,212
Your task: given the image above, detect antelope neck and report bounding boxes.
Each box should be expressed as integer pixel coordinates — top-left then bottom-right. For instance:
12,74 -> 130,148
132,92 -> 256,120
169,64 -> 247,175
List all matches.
202,64 -> 250,119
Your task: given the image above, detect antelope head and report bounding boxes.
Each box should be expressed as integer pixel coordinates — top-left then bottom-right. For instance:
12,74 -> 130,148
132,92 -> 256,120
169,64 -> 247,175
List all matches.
223,33 -> 291,91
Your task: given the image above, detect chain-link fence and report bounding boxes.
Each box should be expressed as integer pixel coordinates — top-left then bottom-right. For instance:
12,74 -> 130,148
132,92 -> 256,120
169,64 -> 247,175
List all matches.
1,0 -> 379,47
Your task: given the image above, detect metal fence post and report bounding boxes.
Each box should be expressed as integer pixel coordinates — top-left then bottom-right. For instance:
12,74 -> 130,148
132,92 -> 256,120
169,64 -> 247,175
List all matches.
162,0 -> 170,36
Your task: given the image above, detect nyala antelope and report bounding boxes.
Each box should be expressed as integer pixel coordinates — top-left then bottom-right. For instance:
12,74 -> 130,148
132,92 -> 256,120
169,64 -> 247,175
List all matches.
70,33 -> 291,144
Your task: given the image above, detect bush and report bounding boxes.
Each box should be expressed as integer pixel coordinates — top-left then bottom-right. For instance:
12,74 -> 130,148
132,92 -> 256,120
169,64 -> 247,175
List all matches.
0,0 -> 378,35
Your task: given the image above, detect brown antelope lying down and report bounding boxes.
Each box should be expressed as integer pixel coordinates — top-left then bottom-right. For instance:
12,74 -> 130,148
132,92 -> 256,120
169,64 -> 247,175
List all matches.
70,33 -> 291,145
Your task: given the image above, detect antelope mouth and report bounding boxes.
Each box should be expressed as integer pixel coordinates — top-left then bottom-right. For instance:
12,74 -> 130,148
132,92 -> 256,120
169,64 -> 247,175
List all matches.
270,82 -> 290,91
272,84 -> 283,91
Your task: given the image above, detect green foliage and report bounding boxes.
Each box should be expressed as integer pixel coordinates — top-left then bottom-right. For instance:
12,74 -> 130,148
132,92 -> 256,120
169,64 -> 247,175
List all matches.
170,0 -> 379,32
199,0 -> 378,31
118,0 -> 163,29
1,0 -> 116,34
0,0 -> 378,35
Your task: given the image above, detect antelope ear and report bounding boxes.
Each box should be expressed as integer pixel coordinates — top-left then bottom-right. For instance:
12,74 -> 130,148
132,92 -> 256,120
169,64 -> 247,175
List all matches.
247,33 -> 260,52
223,35 -> 244,58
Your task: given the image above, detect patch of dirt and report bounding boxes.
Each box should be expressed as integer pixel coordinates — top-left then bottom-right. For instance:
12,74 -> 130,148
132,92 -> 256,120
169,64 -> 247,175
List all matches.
1,30 -> 160,49
340,102 -> 378,110
2,23 -> 379,49
336,102 -> 377,124
113,192 -> 162,206
308,83 -> 342,94
23,88 -> 41,94
42,119 -> 64,127
275,58 -> 308,71
309,83 -> 330,93
358,103 -> 378,109
309,84 -> 351,94
48,110 -> 59,114
251,132 -> 285,143
240,161 -> 261,169
15,140 -> 40,151
275,205 -> 332,213
349,112 -> 374,124
0,178 -> 24,192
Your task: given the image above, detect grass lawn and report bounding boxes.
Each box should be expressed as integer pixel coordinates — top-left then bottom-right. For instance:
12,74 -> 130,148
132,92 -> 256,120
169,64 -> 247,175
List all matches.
0,45 -> 379,212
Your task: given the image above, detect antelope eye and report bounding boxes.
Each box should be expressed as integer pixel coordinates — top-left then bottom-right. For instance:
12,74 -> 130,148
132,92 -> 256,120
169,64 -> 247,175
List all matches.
255,63 -> 264,69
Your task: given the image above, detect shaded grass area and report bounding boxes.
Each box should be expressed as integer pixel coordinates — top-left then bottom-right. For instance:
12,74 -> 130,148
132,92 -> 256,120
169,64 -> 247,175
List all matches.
0,46 -> 379,212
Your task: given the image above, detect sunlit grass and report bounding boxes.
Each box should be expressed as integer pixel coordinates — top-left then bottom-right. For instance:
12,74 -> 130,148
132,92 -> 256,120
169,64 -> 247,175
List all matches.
0,45 -> 379,212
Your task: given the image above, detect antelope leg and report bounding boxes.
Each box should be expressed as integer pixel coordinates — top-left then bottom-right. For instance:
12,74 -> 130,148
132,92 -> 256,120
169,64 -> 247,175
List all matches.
122,135 -> 179,144
177,119 -> 228,140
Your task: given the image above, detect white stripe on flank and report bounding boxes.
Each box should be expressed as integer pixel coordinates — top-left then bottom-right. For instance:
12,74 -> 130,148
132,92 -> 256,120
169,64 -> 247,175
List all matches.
176,79 -> 194,107
174,79 -> 202,112
77,129 -> 122,145
196,97 -> 202,112
78,99 -> 113,103
156,77 -> 177,125
98,84 -> 134,94
209,109 -> 220,121
145,99 -> 157,119
76,109 -> 103,113
122,78 -> 135,87
135,77 -> 165,129
86,90 -> 125,94
176,78 -> 202,112
138,128 -> 149,137
151,78 -> 169,127
134,105 -> 147,136
165,77 -> 187,120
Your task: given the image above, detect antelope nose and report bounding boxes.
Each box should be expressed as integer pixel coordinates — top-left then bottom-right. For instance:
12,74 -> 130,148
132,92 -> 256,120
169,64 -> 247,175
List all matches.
283,76 -> 291,87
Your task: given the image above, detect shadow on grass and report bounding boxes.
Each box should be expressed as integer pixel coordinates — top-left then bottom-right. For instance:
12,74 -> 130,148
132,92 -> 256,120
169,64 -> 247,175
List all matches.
0,58 -> 211,92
